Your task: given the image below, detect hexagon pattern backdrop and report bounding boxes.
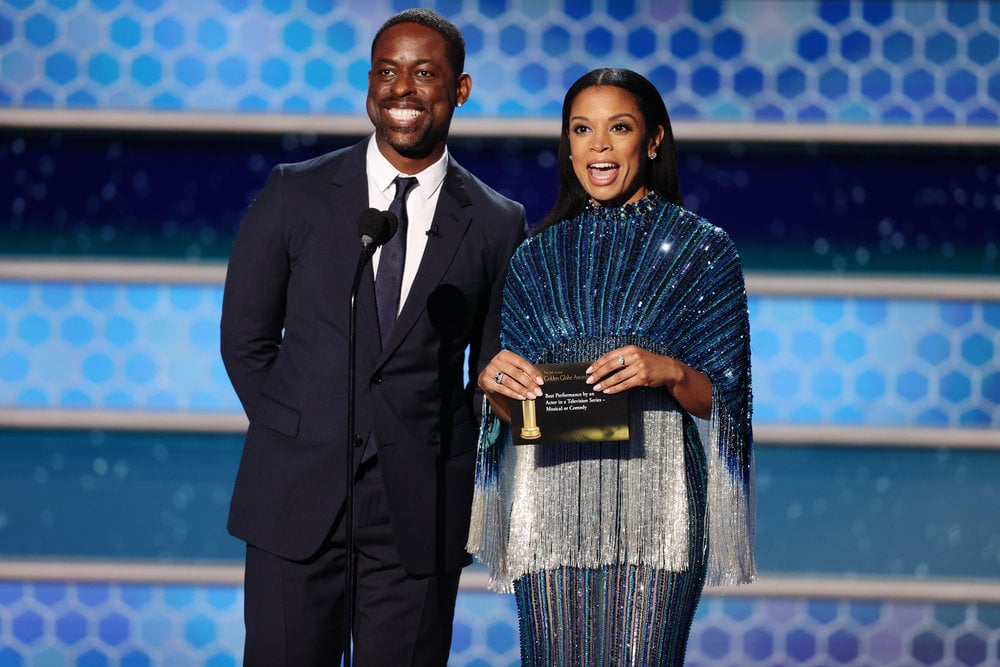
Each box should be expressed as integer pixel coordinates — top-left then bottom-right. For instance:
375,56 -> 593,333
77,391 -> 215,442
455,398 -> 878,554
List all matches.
0,0 -> 999,124
2,1 -> 1000,665
3,582 -> 1000,667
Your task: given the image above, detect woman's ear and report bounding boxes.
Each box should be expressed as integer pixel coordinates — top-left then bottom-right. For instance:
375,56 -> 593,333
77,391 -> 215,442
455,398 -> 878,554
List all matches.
649,125 -> 666,159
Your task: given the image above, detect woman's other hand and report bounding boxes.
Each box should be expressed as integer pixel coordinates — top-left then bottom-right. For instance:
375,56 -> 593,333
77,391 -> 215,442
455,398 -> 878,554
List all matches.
586,345 -> 713,419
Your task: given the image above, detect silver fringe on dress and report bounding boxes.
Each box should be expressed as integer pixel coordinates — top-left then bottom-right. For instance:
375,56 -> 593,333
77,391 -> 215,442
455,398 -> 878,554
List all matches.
506,388 -> 690,584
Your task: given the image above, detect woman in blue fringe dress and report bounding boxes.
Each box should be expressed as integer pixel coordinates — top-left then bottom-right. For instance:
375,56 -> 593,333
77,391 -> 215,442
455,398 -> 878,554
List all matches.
467,68 -> 756,666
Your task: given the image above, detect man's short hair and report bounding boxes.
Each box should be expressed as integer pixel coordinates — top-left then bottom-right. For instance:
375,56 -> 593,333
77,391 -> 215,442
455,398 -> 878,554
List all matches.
372,8 -> 466,76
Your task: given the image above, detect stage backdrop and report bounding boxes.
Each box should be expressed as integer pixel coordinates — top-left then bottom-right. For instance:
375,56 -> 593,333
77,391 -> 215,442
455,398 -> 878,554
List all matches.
0,0 -> 997,125
1,1 -> 999,666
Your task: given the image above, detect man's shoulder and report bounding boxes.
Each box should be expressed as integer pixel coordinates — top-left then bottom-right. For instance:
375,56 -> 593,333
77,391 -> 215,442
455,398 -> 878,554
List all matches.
278,140 -> 366,177
448,157 -> 524,217
256,141 -> 367,195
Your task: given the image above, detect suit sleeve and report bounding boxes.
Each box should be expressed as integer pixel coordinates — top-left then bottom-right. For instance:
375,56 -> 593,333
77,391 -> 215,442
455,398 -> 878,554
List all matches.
469,201 -> 527,409
220,165 -> 290,417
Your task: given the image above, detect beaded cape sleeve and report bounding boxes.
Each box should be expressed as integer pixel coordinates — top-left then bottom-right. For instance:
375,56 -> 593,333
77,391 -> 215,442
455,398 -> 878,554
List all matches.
468,195 -> 755,589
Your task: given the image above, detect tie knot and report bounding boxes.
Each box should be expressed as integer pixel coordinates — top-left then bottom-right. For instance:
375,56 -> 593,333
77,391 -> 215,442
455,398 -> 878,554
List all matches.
392,176 -> 418,202
388,176 -> 418,229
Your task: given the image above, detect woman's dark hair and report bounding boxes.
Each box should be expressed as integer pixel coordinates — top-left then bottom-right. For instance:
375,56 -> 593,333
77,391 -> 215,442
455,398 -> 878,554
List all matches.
536,68 -> 683,233
372,8 -> 466,77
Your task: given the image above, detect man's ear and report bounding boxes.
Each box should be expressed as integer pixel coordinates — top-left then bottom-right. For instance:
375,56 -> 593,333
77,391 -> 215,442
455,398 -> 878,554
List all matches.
456,72 -> 472,107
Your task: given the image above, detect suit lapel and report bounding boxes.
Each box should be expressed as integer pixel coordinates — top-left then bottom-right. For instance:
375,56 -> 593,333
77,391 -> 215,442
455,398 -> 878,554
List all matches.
379,159 -> 473,359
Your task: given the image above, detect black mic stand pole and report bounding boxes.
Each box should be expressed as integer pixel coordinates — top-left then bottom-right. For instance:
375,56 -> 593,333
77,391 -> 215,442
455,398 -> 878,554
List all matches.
344,240 -> 375,667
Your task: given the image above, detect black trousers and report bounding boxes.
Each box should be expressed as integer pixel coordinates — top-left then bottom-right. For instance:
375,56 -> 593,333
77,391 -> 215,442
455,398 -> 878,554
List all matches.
242,459 -> 463,666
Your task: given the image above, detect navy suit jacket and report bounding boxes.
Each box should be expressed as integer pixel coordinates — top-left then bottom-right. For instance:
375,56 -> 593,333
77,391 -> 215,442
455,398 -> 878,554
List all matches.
221,140 -> 526,575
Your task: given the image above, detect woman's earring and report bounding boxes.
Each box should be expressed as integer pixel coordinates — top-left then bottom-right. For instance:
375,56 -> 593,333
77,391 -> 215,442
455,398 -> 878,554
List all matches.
648,151 -> 658,160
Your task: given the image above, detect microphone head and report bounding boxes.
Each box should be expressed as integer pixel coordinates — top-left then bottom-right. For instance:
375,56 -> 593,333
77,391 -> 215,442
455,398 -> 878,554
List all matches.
382,210 -> 399,241
358,208 -> 399,248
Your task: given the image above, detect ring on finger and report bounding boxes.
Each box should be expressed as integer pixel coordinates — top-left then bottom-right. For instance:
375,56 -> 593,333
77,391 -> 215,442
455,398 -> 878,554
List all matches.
618,354 -> 626,367
494,371 -> 504,384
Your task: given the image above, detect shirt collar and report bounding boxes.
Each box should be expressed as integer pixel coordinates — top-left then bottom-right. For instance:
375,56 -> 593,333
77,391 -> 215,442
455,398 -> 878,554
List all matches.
366,135 -> 448,200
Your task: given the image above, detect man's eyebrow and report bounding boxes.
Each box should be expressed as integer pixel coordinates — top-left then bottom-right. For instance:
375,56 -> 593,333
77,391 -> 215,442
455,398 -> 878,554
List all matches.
373,57 -> 436,67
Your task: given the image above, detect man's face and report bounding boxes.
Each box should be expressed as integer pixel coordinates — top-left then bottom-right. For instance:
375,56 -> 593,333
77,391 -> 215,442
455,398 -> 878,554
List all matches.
367,22 -> 471,172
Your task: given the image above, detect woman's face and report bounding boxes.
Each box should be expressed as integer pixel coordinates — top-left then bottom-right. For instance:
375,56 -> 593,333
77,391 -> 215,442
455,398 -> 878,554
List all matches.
568,85 -> 664,207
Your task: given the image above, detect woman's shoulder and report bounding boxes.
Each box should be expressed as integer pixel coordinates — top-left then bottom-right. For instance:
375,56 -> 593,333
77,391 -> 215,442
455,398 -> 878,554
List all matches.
658,200 -> 738,254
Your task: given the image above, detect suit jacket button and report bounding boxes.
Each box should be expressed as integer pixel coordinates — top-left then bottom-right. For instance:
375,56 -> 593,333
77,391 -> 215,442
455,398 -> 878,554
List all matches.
353,435 -> 364,448
372,373 -> 382,384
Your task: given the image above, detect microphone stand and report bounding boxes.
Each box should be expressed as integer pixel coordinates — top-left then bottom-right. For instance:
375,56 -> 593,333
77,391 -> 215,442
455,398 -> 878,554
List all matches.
344,239 -> 376,667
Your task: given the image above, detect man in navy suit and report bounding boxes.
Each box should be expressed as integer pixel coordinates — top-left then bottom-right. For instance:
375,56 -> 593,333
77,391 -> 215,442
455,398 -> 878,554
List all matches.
220,9 -> 526,665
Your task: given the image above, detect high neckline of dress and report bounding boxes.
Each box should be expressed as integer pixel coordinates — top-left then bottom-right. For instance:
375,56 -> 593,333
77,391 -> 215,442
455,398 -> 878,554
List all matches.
584,191 -> 662,219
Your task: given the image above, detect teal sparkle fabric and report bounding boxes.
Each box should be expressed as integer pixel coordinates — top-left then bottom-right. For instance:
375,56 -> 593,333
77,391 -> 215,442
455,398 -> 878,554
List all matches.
470,193 -> 755,591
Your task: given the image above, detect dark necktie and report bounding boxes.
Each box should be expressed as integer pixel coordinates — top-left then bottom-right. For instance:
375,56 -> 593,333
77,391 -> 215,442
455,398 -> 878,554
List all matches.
375,176 -> 418,344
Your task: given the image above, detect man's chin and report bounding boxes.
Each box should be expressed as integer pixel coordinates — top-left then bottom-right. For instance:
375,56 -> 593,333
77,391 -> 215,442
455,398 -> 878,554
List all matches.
382,134 -> 433,159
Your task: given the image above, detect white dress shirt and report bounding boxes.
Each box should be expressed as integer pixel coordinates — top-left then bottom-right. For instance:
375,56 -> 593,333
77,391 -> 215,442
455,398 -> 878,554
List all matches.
365,136 -> 448,314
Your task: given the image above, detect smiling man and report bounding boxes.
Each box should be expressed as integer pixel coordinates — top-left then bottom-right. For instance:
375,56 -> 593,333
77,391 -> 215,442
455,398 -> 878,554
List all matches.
220,8 -> 526,665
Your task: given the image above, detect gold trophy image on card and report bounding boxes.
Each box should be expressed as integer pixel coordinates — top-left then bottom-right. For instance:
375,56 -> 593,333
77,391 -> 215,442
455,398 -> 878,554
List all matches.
510,362 -> 629,445
520,399 -> 541,440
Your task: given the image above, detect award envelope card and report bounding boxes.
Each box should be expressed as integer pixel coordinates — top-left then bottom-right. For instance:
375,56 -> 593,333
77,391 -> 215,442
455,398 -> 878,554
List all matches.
511,362 -> 629,445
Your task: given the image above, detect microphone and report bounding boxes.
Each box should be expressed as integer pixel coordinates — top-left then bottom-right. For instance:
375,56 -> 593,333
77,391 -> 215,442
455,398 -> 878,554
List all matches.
426,224 -> 441,237
358,208 -> 399,251
346,206 -> 397,667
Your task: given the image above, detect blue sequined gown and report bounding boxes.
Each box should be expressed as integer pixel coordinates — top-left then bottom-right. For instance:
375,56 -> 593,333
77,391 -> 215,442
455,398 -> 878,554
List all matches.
468,194 -> 755,666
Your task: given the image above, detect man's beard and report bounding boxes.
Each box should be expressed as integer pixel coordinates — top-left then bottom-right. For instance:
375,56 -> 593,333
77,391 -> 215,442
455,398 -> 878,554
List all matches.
380,124 -> 434,158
